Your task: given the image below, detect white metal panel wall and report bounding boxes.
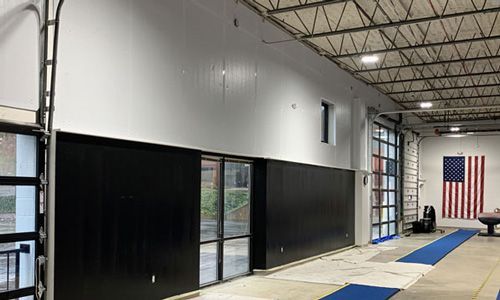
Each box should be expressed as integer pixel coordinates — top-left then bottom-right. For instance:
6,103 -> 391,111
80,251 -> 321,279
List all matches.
0,0 -> 40,110
53,0 -> 399,169
402,131 -> 420,231
421,135 -> 500,228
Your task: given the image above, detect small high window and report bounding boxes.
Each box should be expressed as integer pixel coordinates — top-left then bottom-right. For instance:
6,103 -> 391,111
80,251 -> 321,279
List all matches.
321,101 -> 335,145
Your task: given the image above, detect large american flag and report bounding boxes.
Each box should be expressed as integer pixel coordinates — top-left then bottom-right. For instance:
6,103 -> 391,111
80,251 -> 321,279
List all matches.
442,156 -> 485,219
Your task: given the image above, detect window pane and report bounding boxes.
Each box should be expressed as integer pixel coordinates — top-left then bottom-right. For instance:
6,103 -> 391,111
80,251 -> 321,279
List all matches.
372,157 -> 381,173
381,223 -> 389,238
389,222 -> 396,235
387,160 -> 397,176
372,225 -> 380,241
199,243 -> 217,285
201,160 -> 219,242
0,186 -> 35,234
380,159 -> 387,173
372,191 -> 380,206
379,127 -> 388,141
379,142 -> 388,158
224,162 -> 251,238
389,130 -> 396,144
388,145 -> 396,159
372,174 -> 380,189
223,238 -> 249,279
382,191 -> 389,206
388,192 -> 396,206
389,207 -> 396,221
372,208 -> 380,224
0,240 -> 35,291
382,176 -> 388,189
389,176 -> 396,190
381,207 -> 389,222
372,124 -> 380,139
372,140 -> 379,155
0,133 -> 37,177
321,103 -> 328,143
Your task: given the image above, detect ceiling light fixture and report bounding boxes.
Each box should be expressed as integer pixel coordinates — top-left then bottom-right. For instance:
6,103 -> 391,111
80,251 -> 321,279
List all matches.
446,134 -> 466,138
450,127 -> 460,132
361,55 -> 379,63
420,102 -> 433,109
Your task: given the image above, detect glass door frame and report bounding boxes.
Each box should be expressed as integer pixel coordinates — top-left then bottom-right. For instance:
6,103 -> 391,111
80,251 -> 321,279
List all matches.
200,155 -> 253,287
0,122 -> 43,299
371,121 -> 401,243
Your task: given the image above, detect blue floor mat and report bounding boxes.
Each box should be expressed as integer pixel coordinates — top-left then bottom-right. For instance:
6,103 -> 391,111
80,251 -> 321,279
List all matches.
397,229 -> 479,265
321,284 -> 399,300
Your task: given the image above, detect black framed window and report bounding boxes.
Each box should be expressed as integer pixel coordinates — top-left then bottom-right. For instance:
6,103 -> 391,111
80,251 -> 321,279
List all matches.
371,122 -> 400,243
0,126 -> 41,299
321,102 -> 329,143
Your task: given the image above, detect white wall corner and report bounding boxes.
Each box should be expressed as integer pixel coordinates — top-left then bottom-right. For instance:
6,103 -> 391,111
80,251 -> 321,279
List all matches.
355,170 -> 371,245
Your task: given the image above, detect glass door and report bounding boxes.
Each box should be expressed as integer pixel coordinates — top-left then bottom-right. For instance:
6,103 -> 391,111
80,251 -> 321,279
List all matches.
199,157 -> 252,286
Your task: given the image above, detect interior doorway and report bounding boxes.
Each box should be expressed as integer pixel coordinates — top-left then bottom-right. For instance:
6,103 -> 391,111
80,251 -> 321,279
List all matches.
199,156 -> 252,286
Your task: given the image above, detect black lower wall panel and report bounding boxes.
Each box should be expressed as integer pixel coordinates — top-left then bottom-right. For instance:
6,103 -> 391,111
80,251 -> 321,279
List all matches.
264,160 -> 355,268
252,158 -> 267,270
54,133 -> 201,300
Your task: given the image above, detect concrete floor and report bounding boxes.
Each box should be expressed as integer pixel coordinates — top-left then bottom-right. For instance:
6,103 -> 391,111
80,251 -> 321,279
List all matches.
394,233 -> 500,299
191,228 -> 500,300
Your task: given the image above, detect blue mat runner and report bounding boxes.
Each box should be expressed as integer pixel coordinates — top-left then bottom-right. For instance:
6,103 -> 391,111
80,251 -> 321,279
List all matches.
321,284 -> 399,300
397,229 -> 479,265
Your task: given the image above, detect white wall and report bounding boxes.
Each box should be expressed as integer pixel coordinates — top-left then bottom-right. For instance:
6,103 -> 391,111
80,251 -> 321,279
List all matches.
421,135 -> 500,228
0,0 -> 40,110
52,0 -> 398,170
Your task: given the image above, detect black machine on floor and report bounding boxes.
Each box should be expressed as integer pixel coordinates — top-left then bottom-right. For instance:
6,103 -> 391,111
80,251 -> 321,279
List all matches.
412,206 -> 442,234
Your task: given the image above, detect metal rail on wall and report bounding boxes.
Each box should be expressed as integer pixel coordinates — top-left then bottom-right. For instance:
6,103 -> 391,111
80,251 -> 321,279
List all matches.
36,0 -> 66,299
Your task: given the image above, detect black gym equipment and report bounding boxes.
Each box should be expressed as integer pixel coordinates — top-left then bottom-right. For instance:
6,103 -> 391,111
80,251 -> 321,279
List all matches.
411,206 -> 444,234
478,208 -> 500,237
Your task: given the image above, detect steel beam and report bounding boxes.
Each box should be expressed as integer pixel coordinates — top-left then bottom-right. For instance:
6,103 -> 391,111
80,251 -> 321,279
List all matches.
267,0 -> 350,15
300,6 -> 500,39
387,82 -> 500,94
416,110 -> 500,117
373,71 -> 500,85
355,54 -> 500,73
397,94 -> 500,104
331,35 -> 500,59
376,105 -> 500,118
405,119 -> 500,129
404,104 -> 500,111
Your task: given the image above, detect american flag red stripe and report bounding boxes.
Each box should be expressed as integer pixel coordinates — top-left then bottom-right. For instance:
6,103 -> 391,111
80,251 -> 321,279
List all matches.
461,179 -> 465,219
467,156 -> 471,219
474,156 -> 478,218
442,155 -> 485,219
480,156 -> 485,214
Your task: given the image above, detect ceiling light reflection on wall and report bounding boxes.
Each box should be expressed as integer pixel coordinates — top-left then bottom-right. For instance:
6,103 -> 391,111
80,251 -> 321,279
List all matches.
361,55 -> 379,63
420,102 -> 433,109
450,127 -> 460,132
446,134 -> 466,138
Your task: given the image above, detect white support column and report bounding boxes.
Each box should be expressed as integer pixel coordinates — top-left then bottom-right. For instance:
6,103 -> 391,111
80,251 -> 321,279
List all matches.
352,98 -> 371,245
